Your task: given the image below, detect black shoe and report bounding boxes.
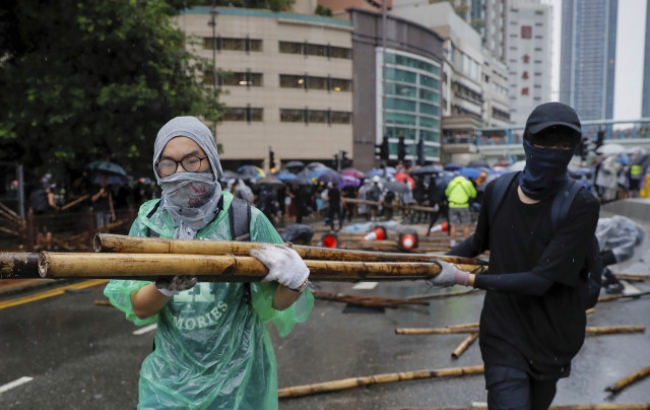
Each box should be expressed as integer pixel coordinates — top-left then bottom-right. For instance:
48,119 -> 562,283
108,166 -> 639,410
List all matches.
605,282 -> 624,294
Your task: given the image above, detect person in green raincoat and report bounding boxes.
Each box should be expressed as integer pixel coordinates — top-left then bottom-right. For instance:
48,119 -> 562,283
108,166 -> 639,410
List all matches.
104,116 -> 314,410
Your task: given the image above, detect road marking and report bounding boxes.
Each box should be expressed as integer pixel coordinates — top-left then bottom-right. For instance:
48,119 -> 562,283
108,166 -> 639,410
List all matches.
0,280 -> 109,310
352,282 -> 378,290
133,324 -> 157,335
0,376 -> 33,394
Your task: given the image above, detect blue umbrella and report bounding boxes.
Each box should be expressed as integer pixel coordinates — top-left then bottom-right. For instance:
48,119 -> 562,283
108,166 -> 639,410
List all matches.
444,163 -> 462,171
457,167 -> 482,180
309,169 -> 332,179
275,172 -> 297,182
412,165 -> 443,175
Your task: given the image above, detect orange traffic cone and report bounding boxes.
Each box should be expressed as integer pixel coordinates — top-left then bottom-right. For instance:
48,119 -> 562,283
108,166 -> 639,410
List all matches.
429,221 -> 449,233
398,232 -> 419,251
361,226 -> 387,242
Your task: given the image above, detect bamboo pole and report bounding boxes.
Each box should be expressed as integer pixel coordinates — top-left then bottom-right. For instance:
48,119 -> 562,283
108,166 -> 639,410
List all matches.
340,198 -> 381,207
604,364 -> 650,394
36,252 -> 481,282
391,404 -> 650,410
312,291 -> 429,308
407,289 -> 479,300
0,253 -> 41,279
60,195 -> 90,211
447,323 -> 480,330
396,325 -> 645,335
277,365 -> 484,398
0,202 -> 22,222
598,290 -> 650,303
451,333 -> 478,360
94,234 -> 485,267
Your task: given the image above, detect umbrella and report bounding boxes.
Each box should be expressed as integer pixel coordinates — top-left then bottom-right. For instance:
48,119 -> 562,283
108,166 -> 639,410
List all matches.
393,172 -> 415,189
306,162 -> 328,171
384,181 -> 410,194
467,159 -> 490,169
596,143 -> 626,155
444,163 -> 462,171
274,172 -> 298,182
284,160 -> 305,169
364,167 -> 396,178
309,168 -> 332,179
508,160 -> 526,172
93,174 -> 129,186
411,165 -> 443,175
254,177 -> 284,189
318,171 -> 343,185
341,168 -> 364,179
338,175 -> 361,189
457,167 -> 482,180
87,161 -> 127,176
220,170 -> 239,181
237,165 -> 266,179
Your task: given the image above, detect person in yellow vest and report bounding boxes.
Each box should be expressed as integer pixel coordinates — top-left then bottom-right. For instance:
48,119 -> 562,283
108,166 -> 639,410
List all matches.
445,174 -> 477,247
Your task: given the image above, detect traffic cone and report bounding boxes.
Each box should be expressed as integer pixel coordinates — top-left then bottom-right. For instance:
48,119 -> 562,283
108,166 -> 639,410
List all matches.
398,232 -> 419,251
361,226 -> 387,242
429,221 -> 449,233
321,233 -> 338,248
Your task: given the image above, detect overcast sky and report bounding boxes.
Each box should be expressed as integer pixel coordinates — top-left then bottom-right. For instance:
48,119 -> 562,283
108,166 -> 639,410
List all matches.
549,0 -> 647,120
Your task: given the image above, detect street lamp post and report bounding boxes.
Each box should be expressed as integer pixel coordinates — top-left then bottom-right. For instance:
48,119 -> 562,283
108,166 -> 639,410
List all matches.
208,6 -> 219,141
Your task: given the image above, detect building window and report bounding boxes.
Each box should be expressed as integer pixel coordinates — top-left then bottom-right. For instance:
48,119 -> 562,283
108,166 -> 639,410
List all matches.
309,76 -> 327,90
222,107 -> 264,122
279,41 -> 351,59
280,109 -> 304,122
330,78 -> 352,92
221,72 -> 263,87
203,37 -> 263,52
521,26 -> 532,39
280,75 -> 305,89
331,111 -> 352,124
308,110 -> 328,123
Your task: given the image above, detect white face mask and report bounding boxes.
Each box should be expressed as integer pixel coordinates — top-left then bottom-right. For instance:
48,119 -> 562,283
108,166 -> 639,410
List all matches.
159,172 -> 217,209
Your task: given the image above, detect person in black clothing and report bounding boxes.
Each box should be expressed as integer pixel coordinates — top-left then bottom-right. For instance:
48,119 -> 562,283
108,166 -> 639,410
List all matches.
428,102 -> 600,409
325,182 -> 343,231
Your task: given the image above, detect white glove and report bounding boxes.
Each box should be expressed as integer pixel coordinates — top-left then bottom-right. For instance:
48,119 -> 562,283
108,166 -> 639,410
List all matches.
154,275 -> 198,297
428,259 -> 470,287
250,244 -> 310,292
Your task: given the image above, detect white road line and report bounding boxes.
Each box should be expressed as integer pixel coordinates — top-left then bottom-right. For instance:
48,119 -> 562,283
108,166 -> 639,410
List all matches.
352,282 -> 378,290
133,324 -> 158,335
0,376 -> 34,394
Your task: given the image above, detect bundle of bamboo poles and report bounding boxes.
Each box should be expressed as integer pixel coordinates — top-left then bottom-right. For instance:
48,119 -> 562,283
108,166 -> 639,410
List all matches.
395,325 -> 646,336
0,202 -> 25,238
0,233 -> 487,282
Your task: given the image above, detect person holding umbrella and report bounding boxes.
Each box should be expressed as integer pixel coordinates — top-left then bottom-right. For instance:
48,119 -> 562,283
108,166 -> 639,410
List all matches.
91,174 -> 116,229
103,116 -> 312,409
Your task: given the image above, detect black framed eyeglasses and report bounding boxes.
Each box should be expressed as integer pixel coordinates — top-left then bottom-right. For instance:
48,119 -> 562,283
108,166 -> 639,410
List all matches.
156,154 -> 207,177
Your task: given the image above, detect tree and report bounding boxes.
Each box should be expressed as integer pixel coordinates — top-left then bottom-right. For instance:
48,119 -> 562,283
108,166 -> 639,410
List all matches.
213,0 -> 295,12
315,5 -> 333,17
0,0 -> 222,179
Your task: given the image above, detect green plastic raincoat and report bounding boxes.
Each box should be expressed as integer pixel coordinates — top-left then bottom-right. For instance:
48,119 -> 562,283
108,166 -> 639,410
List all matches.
104,192 -> 313,409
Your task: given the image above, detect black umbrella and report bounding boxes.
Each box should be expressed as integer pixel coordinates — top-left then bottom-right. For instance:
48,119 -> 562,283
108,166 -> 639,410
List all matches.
412,165 -> 443,175
284,160 -> 305,169
384,181 -> 410,194
87,161 -> 127,176
467,159 -> 490,169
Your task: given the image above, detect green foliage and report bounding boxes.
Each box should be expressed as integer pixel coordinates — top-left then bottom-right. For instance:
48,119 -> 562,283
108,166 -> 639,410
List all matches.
0,0 -> 223,179
315,4 -> 332,17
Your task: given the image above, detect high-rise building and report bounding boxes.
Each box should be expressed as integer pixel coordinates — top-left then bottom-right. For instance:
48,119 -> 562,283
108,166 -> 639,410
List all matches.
642,0 -> 650,118
470,0 -> 508,63
506,0 -> 553,125
559,0 -> 618,121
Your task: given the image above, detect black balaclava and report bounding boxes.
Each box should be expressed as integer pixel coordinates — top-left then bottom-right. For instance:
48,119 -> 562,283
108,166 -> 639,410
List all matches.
519,140 -> 575,200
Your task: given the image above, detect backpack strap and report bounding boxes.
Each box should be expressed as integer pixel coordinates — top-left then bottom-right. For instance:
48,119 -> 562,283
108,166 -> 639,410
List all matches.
550,177 -> 583,231
489,171 -> 519,222
144,200 -> 162,238
229,197 -> 252,242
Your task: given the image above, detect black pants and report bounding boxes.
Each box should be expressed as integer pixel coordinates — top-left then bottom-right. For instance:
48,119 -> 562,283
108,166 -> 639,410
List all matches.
327,202 -> 342,230
485,365 -> 558,410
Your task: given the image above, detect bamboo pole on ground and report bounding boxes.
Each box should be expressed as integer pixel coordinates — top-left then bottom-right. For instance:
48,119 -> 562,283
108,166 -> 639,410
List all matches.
598,290 -> 650,303
407,289 -> 479,300
312,291 -> 429,308
604,364 -> 650,394
395,325 -> 645,335
614,273 -> 649,281
94,234 -> 485,268
451,333 -> 478,360
391,404 -> 650,410
35,252 -> 486,282
277,365 -> 484,398
0,202 -> 23,222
